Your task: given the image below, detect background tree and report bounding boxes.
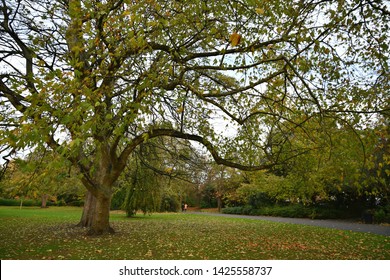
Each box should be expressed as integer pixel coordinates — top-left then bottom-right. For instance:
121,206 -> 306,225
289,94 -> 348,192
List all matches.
114,136 -> 205,215
230,116 -> 390,218
359,117 -> 390,208
0,149 -> 84,207
0,0 -> 388,234
198,164 -> 243,211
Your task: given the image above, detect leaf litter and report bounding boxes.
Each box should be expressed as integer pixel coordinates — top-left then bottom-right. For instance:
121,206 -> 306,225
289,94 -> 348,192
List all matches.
0,208 -> 388,260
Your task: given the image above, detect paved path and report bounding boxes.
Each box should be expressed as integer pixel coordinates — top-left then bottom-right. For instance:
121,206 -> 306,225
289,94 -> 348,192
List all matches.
189,212 -> 390,236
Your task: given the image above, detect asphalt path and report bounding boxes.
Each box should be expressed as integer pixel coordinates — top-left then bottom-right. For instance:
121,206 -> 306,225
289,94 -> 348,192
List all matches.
189,212 -> 390,236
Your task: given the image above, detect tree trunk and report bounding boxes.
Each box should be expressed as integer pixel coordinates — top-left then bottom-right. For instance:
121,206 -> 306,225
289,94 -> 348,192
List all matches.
77,190 -> 96,228
217,196 -> 222,213
77,189 -> 114,235
89,191 -> 113,235
41,194 -> 49,208
76,143 -> 122,235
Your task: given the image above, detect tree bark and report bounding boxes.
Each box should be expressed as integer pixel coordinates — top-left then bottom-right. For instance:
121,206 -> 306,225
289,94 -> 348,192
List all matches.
217,196 -> 222,213
77,190 -> 96,228
89,191 -> 114,235
74,142 -> 121,235
41,194 -> 49,208
77,189 -> 114,235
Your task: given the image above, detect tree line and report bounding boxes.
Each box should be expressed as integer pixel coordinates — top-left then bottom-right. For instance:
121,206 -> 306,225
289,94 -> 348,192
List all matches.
1,118 -> 389,223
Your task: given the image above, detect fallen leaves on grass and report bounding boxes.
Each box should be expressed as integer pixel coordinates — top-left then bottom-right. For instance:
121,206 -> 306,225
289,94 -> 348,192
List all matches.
0,208 -> 389,260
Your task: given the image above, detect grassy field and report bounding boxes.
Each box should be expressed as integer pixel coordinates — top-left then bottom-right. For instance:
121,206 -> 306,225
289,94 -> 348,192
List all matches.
0,206 -> 388,260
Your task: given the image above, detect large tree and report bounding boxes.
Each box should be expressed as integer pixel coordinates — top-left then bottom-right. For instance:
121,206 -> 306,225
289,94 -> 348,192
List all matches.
0,0 -> 388,234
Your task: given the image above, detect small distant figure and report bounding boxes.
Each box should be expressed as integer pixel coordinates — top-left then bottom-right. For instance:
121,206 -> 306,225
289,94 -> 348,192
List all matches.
184,203 -> 188,212
181,203 -> 185,212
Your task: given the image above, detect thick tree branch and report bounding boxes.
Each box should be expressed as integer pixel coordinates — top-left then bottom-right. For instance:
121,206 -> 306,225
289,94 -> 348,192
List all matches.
118,128 -> 274,173
0,79 -> 28,112
0,3 -> 36,93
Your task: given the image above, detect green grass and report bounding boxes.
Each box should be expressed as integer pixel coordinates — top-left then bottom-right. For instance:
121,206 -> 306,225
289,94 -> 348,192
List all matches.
0,206 -> 388,260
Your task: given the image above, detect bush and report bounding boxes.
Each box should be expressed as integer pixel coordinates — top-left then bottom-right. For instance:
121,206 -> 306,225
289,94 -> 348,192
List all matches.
222,203 -> 368,220
246,204 -> 309,218
200,199 -> 217,209
56,199 -> 67,206
56,193 -> 84,207
248,192 -> 276,208
160,194 -> 180,212
249,208 -> 263,216
373,206 -> 390,224
0,198 -> 19,206
0,198 -> 40,207
312,207 -> 352,219
67,200 -> 84,207
242,205 -> 253,215
222,207 -> 243,215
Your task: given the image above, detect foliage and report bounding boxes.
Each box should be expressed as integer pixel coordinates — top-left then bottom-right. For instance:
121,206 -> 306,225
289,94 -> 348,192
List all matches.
0,198 -> 40,207
110,185 -> 127,210
235,171 -> 286,205
121,157 -> 164,216
195,165 -> 246,210
118,138 -> 204,216
0,206 -> 389,260
160,193 -> 180,212
0,197 -> 82,207
222,204 -> 359,220
373,204 -> 390,224
227,117 -> 390,214
199,185 -> 218,208
0,149 -> 85,207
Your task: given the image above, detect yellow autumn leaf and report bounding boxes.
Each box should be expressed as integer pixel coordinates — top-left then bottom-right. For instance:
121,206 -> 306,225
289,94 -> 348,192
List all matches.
256,8 -> 265,15
122,10 -> 130,17
165,167 -> 173,174
230,32 -> 242,47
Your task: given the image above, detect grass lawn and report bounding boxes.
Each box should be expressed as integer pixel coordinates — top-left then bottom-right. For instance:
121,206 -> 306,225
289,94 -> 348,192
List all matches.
0,206 -> 388,260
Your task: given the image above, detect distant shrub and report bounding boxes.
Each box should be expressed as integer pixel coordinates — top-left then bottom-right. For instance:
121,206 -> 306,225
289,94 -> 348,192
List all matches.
373,206 -> 390,224
259,204 -> 310,218
0,198 -> 40,206
311,207 -> 352,219
56,199 -> 67,206
67,200 -> 84,207
160,194 -> 180,212
222,207 -> 243,215
248,192 -> 276,208
222,203 -> 371,220
0,198 -> 19,206
242,205 -> 253,215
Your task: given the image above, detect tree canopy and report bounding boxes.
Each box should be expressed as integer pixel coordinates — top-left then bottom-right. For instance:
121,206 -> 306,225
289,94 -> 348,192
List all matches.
1,0 -> 389,234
